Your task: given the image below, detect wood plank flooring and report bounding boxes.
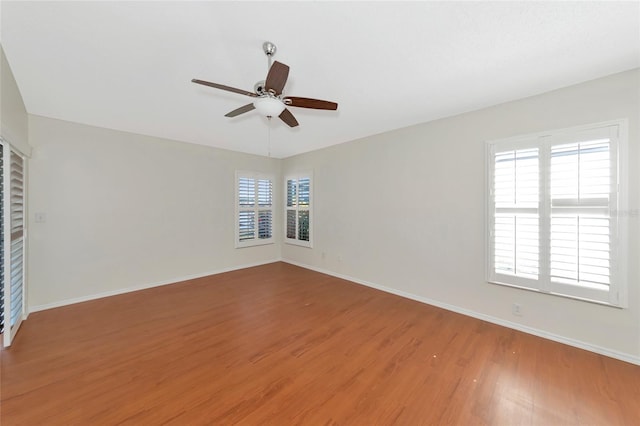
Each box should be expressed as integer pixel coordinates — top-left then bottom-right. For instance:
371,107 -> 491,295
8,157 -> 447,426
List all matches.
1,262 -> 639,425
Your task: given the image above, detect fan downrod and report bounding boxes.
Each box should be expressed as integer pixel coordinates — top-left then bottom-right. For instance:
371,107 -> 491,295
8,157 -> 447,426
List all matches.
259,41 -> 278,93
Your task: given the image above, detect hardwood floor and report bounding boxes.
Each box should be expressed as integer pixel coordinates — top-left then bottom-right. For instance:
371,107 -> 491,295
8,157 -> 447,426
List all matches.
1,262 -> 639,425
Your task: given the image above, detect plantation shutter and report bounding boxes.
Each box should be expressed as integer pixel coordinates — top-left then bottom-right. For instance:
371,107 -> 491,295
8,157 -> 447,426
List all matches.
2,144 -> 26,347
297,178 -> 310,241
285,174 -> 312,247
0,145 -> 4,332
257,179 -> 273,240
549,127 -> 617,299
488,122 -> 623,306
236,172 -> 274,248
9,152 -> 25,326
238,177 -> 256,241
286,178 -> 297,239
492,147 -> 540,288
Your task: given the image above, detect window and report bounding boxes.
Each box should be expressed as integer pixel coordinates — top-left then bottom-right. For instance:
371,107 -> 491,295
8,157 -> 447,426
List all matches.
487,121 -> 626,306
235,172 -> 274,248
285,173 -> 312,247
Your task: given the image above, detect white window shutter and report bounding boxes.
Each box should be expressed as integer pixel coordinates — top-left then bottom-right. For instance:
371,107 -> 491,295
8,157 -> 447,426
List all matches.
257,178 -> 273,240
285,174 -> 312,247
487,121 -> 625,306
236,173 -> 274,248
550,137 -> 612,290
492,148 -> 540,285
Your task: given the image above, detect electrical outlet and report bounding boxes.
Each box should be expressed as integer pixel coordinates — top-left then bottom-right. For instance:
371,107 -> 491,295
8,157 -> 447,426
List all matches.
512,303 -> 523,316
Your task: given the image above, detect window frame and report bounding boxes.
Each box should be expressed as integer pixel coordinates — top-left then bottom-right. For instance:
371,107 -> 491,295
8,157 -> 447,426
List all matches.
486,120 -> 628,307
284,172 -> 313,248
235,171 -> 274,249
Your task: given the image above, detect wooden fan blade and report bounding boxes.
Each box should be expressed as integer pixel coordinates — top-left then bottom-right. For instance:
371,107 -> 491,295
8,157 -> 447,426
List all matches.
265,61 -> 289,95
279,108 -> 299,127
191,79 -> 257,98
284,96 -> 338,110
225,103 -> 255,117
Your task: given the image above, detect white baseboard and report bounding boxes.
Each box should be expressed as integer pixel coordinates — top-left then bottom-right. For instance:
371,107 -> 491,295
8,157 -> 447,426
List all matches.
28,259 -> 281,313
282,259 -> 640,366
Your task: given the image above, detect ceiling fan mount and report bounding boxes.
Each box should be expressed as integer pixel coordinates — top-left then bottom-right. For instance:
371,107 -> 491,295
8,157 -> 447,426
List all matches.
262,41 -> 277,57
254,41 -> 277,96
192,41 -> 338,128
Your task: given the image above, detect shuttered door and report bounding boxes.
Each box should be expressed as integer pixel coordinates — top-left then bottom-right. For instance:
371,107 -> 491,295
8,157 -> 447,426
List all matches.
0,145 -> 4,333
3,145 -> 26,347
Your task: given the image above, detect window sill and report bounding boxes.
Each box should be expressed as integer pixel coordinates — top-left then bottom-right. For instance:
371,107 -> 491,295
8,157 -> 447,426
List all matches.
235,240 -> 275,249
486,279 -> 624,309
285,239 -> 312,248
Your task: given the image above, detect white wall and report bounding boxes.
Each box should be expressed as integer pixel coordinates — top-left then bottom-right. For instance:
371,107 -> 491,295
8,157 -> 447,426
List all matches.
282,69 -> 640,362
0,45 -> 30,155
28,115 -> 281,309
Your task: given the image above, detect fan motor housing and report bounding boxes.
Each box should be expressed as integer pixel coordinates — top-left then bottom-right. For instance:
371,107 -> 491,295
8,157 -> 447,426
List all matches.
254,80 -> 266,95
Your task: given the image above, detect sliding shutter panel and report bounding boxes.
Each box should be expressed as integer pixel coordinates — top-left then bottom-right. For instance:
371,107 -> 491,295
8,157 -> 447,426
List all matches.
0,146 -> 4,332
9,151 -> 24,327
2,144 -> 26,347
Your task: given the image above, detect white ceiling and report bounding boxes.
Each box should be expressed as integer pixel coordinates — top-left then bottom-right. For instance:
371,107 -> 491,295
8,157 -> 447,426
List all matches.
1,1 -> 639,159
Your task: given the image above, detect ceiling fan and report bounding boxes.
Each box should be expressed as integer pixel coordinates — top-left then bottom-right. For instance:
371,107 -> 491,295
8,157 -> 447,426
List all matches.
192,42 -> 338,128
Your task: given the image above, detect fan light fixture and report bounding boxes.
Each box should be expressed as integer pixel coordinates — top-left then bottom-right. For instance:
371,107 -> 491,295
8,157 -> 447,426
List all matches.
253,97 -> 285,117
